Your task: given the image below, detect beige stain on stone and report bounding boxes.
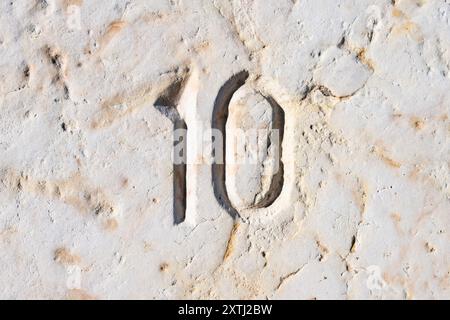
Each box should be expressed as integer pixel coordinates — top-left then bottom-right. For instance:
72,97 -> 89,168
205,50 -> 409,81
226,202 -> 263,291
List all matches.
392,113 -> 428,132
390,212 -> 405,235
223,222 -> 240,262
44,46 -> 72,99
372,145 -> 402,169
95,21 -> 128,57
141,12 -> 169,23
356,48 -> 375,71
353,179 -> 369,216
0,227 -> 18,244
390,4 -> 424,42
62,0 -> 83,9
191,40 -> 211,54
392,8 -> 406,18
91,85 -> 155,129
159,262 -> 169,272
91,67 -> 189,129
54,247 -> 81,266
67,289 -> 96,300
103,218 -> 119,232
394,21 -> 421,37
315,237 -> 329,262
410,116 -> 425,131
0,168 -> 115,219
407,165 -> 449,200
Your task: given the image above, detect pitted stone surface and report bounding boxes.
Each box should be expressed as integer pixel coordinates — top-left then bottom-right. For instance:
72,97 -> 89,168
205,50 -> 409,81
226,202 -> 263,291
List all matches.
0,0 -> 449,300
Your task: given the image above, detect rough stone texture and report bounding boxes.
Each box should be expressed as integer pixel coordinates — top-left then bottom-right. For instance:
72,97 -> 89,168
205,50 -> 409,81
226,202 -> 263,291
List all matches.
0,0 -> 449,300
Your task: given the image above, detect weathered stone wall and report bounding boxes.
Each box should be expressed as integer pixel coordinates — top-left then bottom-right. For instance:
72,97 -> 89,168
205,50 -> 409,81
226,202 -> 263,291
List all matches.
0,0 -> 449,299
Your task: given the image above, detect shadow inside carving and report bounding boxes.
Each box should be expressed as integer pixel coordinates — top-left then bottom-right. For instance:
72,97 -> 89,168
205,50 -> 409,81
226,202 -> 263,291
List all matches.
172,119 -> 187,225
154,78 -> 188,225
211,71 -> 249,219
155,75 -> 188,107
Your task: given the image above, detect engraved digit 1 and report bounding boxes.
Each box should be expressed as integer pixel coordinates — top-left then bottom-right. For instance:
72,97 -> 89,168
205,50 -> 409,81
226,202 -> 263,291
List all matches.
154,68 -> 200,225
154,75 -> 189,225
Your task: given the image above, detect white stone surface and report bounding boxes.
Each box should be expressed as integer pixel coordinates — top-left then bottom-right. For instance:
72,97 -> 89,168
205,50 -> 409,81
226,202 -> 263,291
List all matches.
0,0 -> 449,300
